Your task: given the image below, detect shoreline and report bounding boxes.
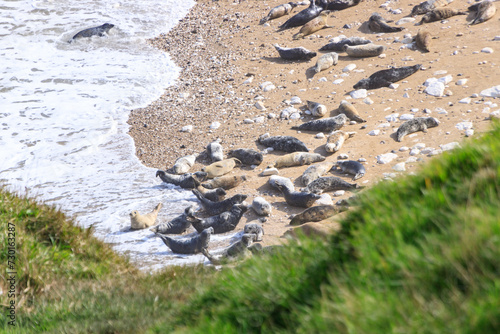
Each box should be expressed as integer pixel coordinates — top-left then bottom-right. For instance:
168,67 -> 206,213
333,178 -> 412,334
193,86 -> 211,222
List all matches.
128,0 -> 499,247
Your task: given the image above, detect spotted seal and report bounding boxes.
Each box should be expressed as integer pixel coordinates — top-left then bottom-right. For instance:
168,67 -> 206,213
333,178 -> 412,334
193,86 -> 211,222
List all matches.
228,148 -> 263,166
368,13 -> 404,33
291,114 -> 347,132
202,233 -> 256,264
313,52 -> 338,73
304,176 -> 359,194
307,100 -> 327,117
293,10 -> 333,40
395,117 -> 439,142
275,183 -> 321,208
325,130 -> 356,153
192,189 -> 247,216
269,175 -> 295,192
244,223 -> 265,241
274,44 -> 317,61
156,170 -> 207,189
338,101 -> 366,123
156,227 -> 213,254
319,0 -> 361,11
202,158 -> 241,179
419,8 -> 467,24
207,140 -> 223,162
172,154 -> 196,175
260,2 -> 298,24
319,36 -> 372,51
71,23 -> 114,41
150,205 -> 195,235
415,30 -> 431,52
195,186 -> 226,202
258,133 -> 309,152
201,175 -> 248,190
252,197 -> 273,216
410,0 -> 454,16
343,44 -> 386,57
189,204 -> 248,234
353,64 -> 422,90
268,152 -> 326,169
290,205 -> 339,225
335,160 -> 366,181
468,1 -> 496,25
301,161 -> 336,186
278,0 -> 324,30
130,203 -> 162,230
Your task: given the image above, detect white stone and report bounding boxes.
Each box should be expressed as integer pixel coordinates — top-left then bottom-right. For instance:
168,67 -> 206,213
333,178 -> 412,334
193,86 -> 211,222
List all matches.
244,118 -> 254,124
350,89 -> 368,99
343,64 -> 357,72
434,70 -> 448,76
396,17 -> 415,25
420,148 -> 434,154
255,101 -> 266,110
423,78 -> 438,87
440,142 -> 461,151
400,114 -> 414,120
254,116 -> 265,123
290,112 -> 301,120
268,113 -> 276,119
438,75 -> 453,85
368,129 -> 381,136
263,84 -> 276,92
385,113 -> 399,122
378,122 -> 391,128
389,83 -> 400,89
316,193 -> 334,205
423,108 -> 432,114
338,153 -> 349,160
364,98 -> 374,105
358,158 -> 367,162
424,81 -> 445,97
333,79 -> 344,85
413,143 -> 426,150
290,96 -> 302,104
480,85 -> 500,98
456,79 -> 468,86
393,163 -> 406,172
260,81 -> 273,89
210,121 -> 221,129
403,93 -> 410,98
489,110 -> 500,119
318,77 -> 328,83
181,125 -> 193,132
401,37 -> 413,44
428,149 -> 442,156
481,47 -> 494,53
455,122 -> 473,130
459,97 -> 471,104
262,168 -> 279,176
399,146 -> 409,152
406,157 -> 418,163
376,153 -> 398,164
315,132 -> 325,139
409,148 -> 420,156
333,190 -> 345,197
465,129 -> 474,137
410,108 -> 419,113
494,36 -> 500,41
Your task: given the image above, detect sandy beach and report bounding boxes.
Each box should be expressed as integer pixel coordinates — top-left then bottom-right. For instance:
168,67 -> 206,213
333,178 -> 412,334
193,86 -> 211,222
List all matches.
128,0 -> 499,247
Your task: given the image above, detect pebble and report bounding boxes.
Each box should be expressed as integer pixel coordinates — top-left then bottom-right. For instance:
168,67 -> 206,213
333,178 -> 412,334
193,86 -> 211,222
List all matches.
315,132 -> 325,139
403,93 -> 410,98
409,148 -> 420,156
410,108 -> 419,113
389,83 -> 400,89
364,98 -> 374,105
255,101 -> 266,110
440,142 -> 461,151
423,108 -> 432,114
438,75 -> 453,85
338,153 -> 349,160
377,153 -> 398,164
379,54 -> 386,58
358,158 -> 367,162
244,118 -> 254,124
210,121 -> 221,129
392,162 -> 406,172
290,112 -> 301,120
400,114 -> 414,120
465,129 -> 474,137
424,81 -> 445,97
494,36 -> 500,41
489,110 -> 500,119
254,116 -> 265,123
459,97 -> 471,104
180,125 -> 193,132
377,122 -> 391,128
343,64 -> 357,72
406,157 -> 419,163
399,146 -> 409,152
318,77 -> 328,83
316,193 -> 334,206
480,85 -> 500,98
413,143 -> 426,150
262,168 -> 279,176
434,70 -> 448,76
396,17 -> 415,25
420,148 -> 434,155
350,89 -> 368,99
428,149 -> 442,156
290,96 -> 302,104
481,47 -> 494,54
456,79 -> 468,86
455,122 -> 473,130
268,113 -> 276,119
385,113 -> 399,122
368,129 -> 381,136
333,79 -> 344,85
333,190 -> 345,197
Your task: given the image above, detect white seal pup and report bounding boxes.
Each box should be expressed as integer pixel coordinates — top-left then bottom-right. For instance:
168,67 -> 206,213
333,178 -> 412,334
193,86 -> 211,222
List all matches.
343,44 -> 386,57
189,204 -> 248,234
468,1 -> 496,25
130,203 -> 162,230
353,64 -> 422,90
244,223 -> 265,241
207,140 -> 223,162
290,205 -> 339,225
251,197 -> 273,216
258,133 -> 309,152
269,175 -> 295,192
291,114 -> 347,132
313,52 -> 338,73
335,160 -> 366,181
71,23 -> 114,41
305,176 -> 359,194
301,161 -> 336,186
274,44 -> 317,61
150,205 -> 195,235
156,227 -> 213,254
275,184 -> 321,208
260,2 -> 298,24
396,117 -> 439,142
156,170 -> 207,189
319,36 -> 372,51
368,13 -> 404,33
325,130 -> 356,153
307,100 -> 328,117
338,101 -> 366,123
228,148 -> 263,165
172,154 -> 196,175
192,189 -> 247,216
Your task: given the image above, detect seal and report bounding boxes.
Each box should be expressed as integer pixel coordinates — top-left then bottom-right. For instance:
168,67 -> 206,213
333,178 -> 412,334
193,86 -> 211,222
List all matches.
325,130 -> 356,153
290,205 -> 339,225
278,0 -> 324,30
130,203 -> 162,230
195,185 -> 227,202
202,233 -> 256,264
301,161 -> 336,186
268,152 -> 326,169
319,0 -> 361,11
156,170 -> 207,189
258,133 -> 309,152
319,36 -> 372,52
293,10 -> 333,40
313,52 -> 338,73
274,44 -> 317,61
251,197 -> 273,216
419,8 -> 467,24
468,1 -> 496,25
156,226 -> 213,254
410,0 -> 454,16
201,175 -> 248,190
71,23 -> 114,40
189,204 -> 248,234
172,154 -> 196,175
291,114 -> 347,132
150,205 -> 195,235
353,64 -> 422,90
244,223 -> 265,241
275,183 -> 321,208
228,148 -> 263,166
343,44 -> 386,57
395,117 -> 439,142
307,100 -> 328,117
304,176 -> 359,194
368,13 -> 404,33
335,160 -> 366,180
202,158 -> 241,179
269,175 -> 295,192
206,140 -> 223,162
192,189 -> 247,216
338,101 -> 366,123
260,2 -> 298,24
414,30 -> 431,52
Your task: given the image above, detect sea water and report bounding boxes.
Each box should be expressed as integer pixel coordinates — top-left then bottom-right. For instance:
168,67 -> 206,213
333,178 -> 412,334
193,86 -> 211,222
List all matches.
0,0 -> 234,271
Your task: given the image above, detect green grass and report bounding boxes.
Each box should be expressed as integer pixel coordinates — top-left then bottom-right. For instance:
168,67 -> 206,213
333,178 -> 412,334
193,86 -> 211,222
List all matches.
1,121 -> 499,333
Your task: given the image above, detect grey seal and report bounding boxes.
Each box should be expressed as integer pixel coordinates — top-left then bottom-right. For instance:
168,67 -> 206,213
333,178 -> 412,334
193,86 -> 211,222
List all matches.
275,183 -> 321,208
258,133 -> 309,152
319,0 -> 361,11
414,30 -> 432,52
368,13 -> 403,33
293,10 -> 333,40
305,176 -> 359,194
172,154 -> 196,175
130,203 -> 162,230
353,64 -> 422,90
291,114 -> 347,132
202,233 -> 256,264
244,223 -> 265,241
269,175 -> 295,193
319,36 -> 372,52
207,140 -> 223,162
410,0 -> 454,16
335,160 -> 366,181
395,117 -> 439,142
195,186 -> 226,202
274,44 -> 317,61
156,227 -> 213,254
201,175 -> 248,190
312,52 -> 338,73
307,100 -> 327,117
419,8 -> 466,24
189,204 -> 248,234
290,205 -> 339,225
192,189 -> 247,216
156,170 -> 207,189
343,44 -> 386,57
202,158 -> 241,179
325,130 -> 356,153
278,0 -> 324,30
468,1 -> 496,25
228,148 -> 263,165
268,152 -> 326,169
301,161 -> 336,186
71,23 -> 114,41
150,205 -> 195,235
251,197 -> 272,216
338,100 -> 366,123
260,2 -> 298,25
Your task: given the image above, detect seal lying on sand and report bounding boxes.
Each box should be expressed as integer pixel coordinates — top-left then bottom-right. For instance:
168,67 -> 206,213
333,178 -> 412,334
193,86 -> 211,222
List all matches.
269,175 -> 295,192
156,170 -> 207,189
335,160 -> 366,181
172,154 -> 196,175
353,64 -> 422,90
301,161 -> 335,186
201,175 -> 247,190
274,44 -> 317,61
189,204 -> 248,234
71,23 -> 114,41
396,117 -> 439,141
259,133 -> 309,152
192,189 -> 247,216
468,0 -> 496,24
290,205 -> 339,225
244,223 -> 265,241
268,152 -> 326,169
319,36 -> 372,51
202,158 -> 241,179
260,2 -> 298,24
195,186 -> 226,202
410,0 -> 454,16
207,140 -> 224,162
275,184 -> 321,208
343,44 -> 386,57
292,114 -> 347,132
202,233 -> 256,264
312,52 -> 338,73
278,0 -> 324,30
156,227 -> 213,254
305,176 -> 359,194
368,13 -> 404,32
325,130 -> 356,153
419,8 -> 467,24
293,10 -> 333,40
252,197 -> 273,216
414,30 -> 432,52
150,205 -> 195,235
338,100 -> 366,123
307,100 -> 328,117
130,203 -> 162,230
319,0 -> 361,11
228,148 -> 263,166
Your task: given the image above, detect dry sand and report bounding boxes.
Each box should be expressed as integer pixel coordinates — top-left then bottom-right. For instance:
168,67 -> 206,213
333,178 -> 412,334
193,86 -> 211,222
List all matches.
128,0 -> 499,248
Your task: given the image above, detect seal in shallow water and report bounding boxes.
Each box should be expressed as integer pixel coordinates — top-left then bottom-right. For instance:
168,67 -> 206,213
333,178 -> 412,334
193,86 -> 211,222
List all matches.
395,117 -> 439,142
71,23 -> 115,40
130,203 -> 162,230
353,64 -> 422,90
258,133 -> 309,152
260,2 -> 298,24
156,170 -> 207,189
274,44 -> 317,61
278,0 -> 324,30
192,189 -> 247,216
335,160 -> 366,181
156,227 -> 213,254
150,205 -> 195,235
189,204 -> 248,234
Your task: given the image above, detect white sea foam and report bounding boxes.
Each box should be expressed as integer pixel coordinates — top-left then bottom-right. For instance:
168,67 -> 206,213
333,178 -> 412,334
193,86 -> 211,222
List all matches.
0,0 -> 237,271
